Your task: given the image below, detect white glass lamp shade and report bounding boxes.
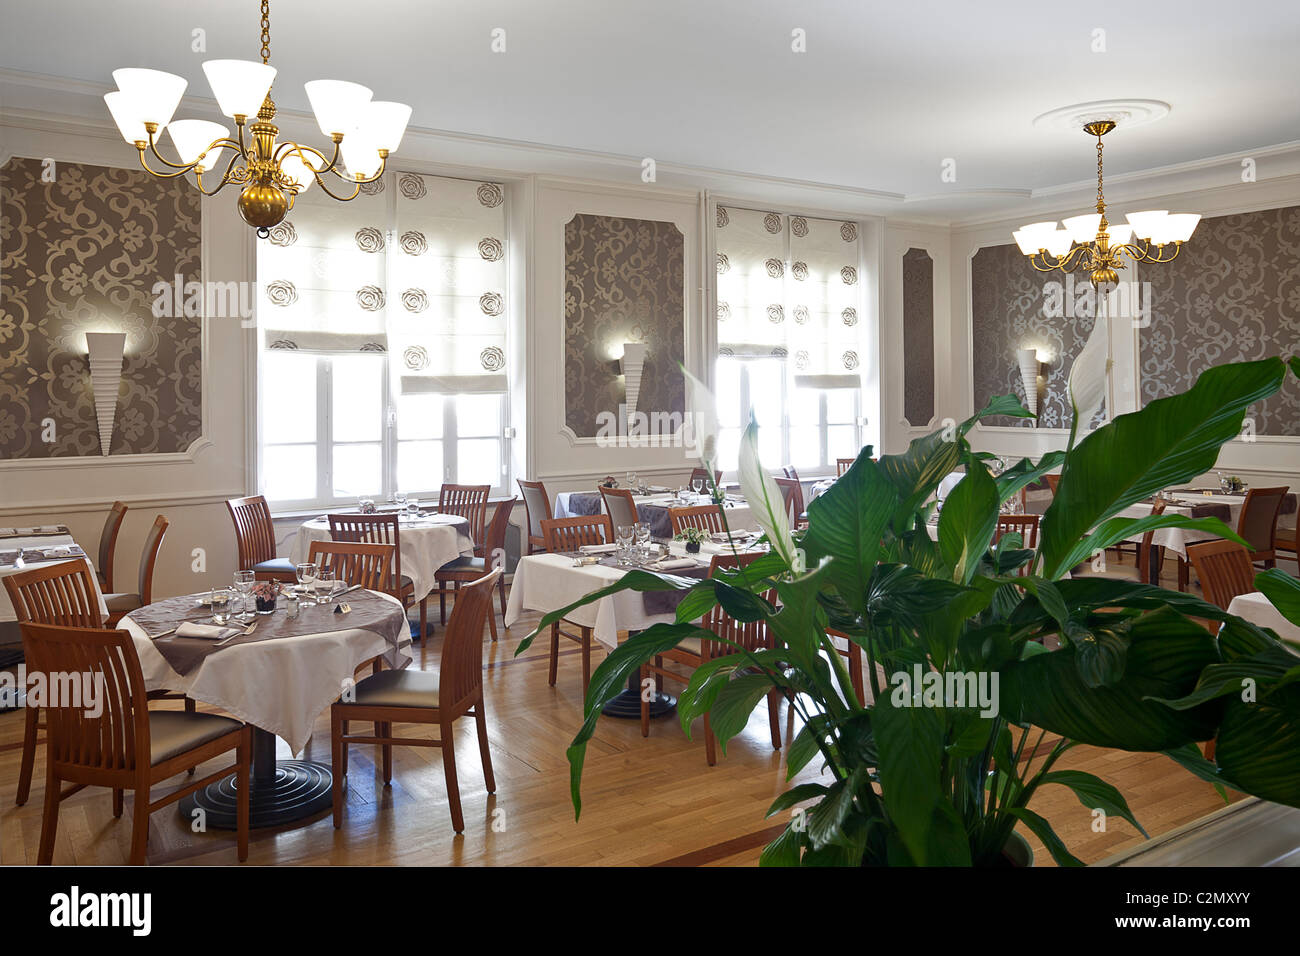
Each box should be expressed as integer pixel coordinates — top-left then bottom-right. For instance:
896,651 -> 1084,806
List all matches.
111,68 -> 187,129
279,149 -> 317,193
340,129 -> 383,180
104,91 -> 148,144
1125,210 -> 1169,241
202,60 -> 277,120
167,119 -> 229,171
1105,223 -> 1133,247
359,101 -> 412,153
1043,230 -> 1075,258
1013,221 -> 1057,254
1062,213 -> 1102,244
304,79 -> 373,137
1011,230 -> 1038,256
1163,213 -> 1201,243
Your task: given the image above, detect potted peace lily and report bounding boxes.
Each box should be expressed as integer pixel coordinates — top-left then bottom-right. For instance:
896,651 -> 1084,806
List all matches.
517,353 -> 1300,866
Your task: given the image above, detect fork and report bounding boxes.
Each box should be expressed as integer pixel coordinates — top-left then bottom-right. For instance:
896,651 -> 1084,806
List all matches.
215,621 -> 259,647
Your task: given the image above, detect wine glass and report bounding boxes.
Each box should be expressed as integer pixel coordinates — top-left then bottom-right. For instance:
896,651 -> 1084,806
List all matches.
615,525 -> 635,564
316,567 -> 336,605
627,472 -> 638,493
634,521 -> 652,553
395,492 -> 408,519
691,476 -> 704,496
295,562 -> 318,606
233,569 -> 255,622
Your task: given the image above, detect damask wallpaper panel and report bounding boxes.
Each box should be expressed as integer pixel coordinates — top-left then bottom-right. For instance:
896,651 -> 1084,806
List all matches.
902,247 -> 935,426
1142,205 -> 1300,435
563,214 -> 684,436
0,156 -> 201,457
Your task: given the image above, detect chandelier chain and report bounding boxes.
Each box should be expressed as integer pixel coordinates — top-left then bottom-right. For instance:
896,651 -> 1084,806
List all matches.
1095,133 -> 1105,217
260,0 -> 271,65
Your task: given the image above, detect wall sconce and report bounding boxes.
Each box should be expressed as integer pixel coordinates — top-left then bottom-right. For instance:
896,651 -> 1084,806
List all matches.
1016,347 -> 1047,425
86,332 -> 126,456
619,342 -> 648,426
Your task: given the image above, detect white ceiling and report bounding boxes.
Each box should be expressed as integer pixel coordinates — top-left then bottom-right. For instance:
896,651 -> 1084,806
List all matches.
3,0 -> 1298,215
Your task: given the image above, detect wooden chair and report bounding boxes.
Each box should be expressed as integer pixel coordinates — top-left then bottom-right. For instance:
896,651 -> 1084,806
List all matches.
639,552 -> 781,765
516,478 -> 553,555
331,568 -> 501,833
994,514 -> 1040,577
104,514 -> 168,626
599,486 -> 639,533
1187,540 -> 1258,611
227,495 -> 296,582
540,515 -> 613,693
96,500 -> 128,592
306,540 -> 394,593
1277,522 -> 1298,567
23,621 -> 251,865
1045,474 -> 1061,495
438,485 -> 490,557
669,505 -> 726,535
1237,486 -> 1289,569
329,513 -> 426,641
435,498 -> 515,642
688,467 -> 722,489
774,476 -> 807,530
836,459 -> 855,477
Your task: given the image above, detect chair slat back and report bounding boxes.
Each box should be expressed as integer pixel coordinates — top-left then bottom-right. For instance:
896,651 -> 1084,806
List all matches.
98,500 -> 128,592
835,459 -> 854,477
1187,540 -> 1257,610
227,495 -> 277,570
994,514 -> 1040,576
774,477 -> 805,524
440,569 -> 502,707
137,515 -> 168,604
439,485 -> 490,553
701,552 -> 775,659
599,487 -> 638,532
307,541 -> 394,593
541,516 -> 612,553
483,497 -> 517,569
688,467 -> 722,489
328,513 -> 402,592
669,505 -> 725,535
516,479 -> 553,545
3,560 -> 103,627
1238,486 -> 1289,554
21,623 -> 148,775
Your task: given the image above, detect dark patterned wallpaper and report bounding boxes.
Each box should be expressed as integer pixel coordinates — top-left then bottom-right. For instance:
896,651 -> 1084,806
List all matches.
970,242 -> 1095,429
902,247 -> 935,426
1142,205 -> 1300,435
0,157 -> 202,457
563,214 -> 684,436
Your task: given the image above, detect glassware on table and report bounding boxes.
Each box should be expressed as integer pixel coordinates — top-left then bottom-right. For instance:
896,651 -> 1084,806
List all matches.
615,524 -> 635,564
406,496 -> 421,520
295,562 -> 319,606
209,586 -> 239,625
316,567 -> 336,605
626,472 -> 638,492
394,492 -> 408,516
634,521 -> 652,555
691,476 -> 704,495
233,569 -> 255,622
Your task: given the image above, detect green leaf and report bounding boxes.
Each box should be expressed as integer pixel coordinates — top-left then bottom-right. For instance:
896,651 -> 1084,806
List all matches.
1257,568 -> 1300,629
803,452 -> 897,610
1006,808 -> 1083,867
1040,358 -> 1287,579
872,679 -> 950,865
1214,683 -> 1300,806
766,782 -> 831,817
785,714 -> 833,780
937,462 -> 999,584
1162,742 -> 1234,799
806,773 -> 859,851
1052,514 -> 1250,583
1039,770 -> 1148,837
708,673 -> 780,753
759,822 -> 805,867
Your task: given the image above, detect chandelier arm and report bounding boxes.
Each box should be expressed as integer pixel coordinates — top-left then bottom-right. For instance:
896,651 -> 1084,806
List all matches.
1029,258 -> 1069,274
135,147 -> 205,180
320,151 -> 388,185
140,130 -> 203,173
1136,243 -> 1182,264
193,151 -> 249,197
307,172 -> 364,202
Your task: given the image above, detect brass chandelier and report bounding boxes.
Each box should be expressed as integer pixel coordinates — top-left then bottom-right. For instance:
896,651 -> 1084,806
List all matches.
105,0 -> 410,237
1013,119 -> 1200,288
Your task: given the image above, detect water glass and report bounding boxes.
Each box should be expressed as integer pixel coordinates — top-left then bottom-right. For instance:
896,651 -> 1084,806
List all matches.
626,472 -> 638,492
407,496 -> 421,520
233,569 -> 255,622
634,522 -> 652,553
316,566 -> 336,604
295,562 -> 318,606
209,586 -> 238,625
615,524 -> 635,564
395,492 -> 408,516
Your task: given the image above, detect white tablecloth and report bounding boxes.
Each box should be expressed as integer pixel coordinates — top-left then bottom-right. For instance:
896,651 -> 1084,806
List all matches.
1118,494 -> 1248,558
553,491 -> 755,537
0,531 -> 110,624
1228,592 -> 1300,644
290,513 -> 473,603
122,590 -> 411,755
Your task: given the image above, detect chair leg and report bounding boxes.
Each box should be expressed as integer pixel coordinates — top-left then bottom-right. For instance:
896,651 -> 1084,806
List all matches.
1178,556 -> 1189,592
184,698 -> 196,713
419,598 -> 428,642
848,647 -> 865,703
113,788 -> 124,818
703,713 -> 717,766
341,720 -> 350,777
37,763 -> 60,865
786,692 -> 797,745
654,656 -> 664,694
441,719 -> 464,833
128,786 -> 150,865
236,726 -> 250,862
581,627 -> 592,696
640,665 -> 651,738
16,705 -> 38,806
439,585 -> 447,625
380,722 -> 392,785
331,709 -> 345,829
487,604 -> 498,642
498,576 -> 508,618
767,689 -> 782,750
548,622 -> 559,687
474,706 -> 495,793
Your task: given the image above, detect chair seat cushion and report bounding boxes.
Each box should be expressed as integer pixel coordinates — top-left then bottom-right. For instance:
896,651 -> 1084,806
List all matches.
439,555 -> 485,574
149,710 -> 242,765
104,592 -> 142,613
252,557 -> 296,575
342,668 -> 440,709
400,573 -> 415,591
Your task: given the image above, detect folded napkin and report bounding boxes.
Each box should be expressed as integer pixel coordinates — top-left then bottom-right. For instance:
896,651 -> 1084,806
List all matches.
648,558 -> 700,572
0,525 -> 69,538
38,547 -> 77,559
175,622 -> 242,641
578,543 -> 619,554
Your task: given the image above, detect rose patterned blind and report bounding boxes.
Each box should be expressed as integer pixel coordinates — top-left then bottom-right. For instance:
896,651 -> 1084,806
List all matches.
714,206 -> 863,388
258,171 -> 508,394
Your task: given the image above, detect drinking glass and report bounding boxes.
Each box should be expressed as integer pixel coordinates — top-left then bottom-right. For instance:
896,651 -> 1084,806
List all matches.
615,525 -> 635,564
691,476 -> 704,496
634,522 -> 652,553
407,496 -> 421,520
395,492 -> 408,519
316,567 -> 336,605
209,586 -> 238,625
626,472 -> 638,492
233,569 -> 255,622
295,562 -> 319,606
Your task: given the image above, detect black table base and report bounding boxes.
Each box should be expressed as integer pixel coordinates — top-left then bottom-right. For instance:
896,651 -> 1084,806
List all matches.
178,727 -> 332,830
601,670 -> 676,719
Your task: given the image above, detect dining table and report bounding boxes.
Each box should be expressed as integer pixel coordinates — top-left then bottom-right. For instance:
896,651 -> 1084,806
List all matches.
1117,488 -> 1296,559
120,586 -> 410,829
554,489 -> 754,540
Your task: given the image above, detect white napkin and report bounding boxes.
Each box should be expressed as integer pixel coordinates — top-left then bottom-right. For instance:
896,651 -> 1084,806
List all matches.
40,547 -> 74,558
578,543 -> 619,554
649,558 -> 699,572
175,622 -> 242,641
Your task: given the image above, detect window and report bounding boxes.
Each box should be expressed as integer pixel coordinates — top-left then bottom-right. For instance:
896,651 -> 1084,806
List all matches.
713,206 -> 866,472
256,171 -> 511,509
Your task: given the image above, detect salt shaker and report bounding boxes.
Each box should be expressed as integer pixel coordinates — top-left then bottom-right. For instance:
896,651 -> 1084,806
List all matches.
285,591 -> 300,619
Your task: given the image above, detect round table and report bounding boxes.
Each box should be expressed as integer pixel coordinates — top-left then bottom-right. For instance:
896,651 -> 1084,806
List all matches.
122,589 -> 410,829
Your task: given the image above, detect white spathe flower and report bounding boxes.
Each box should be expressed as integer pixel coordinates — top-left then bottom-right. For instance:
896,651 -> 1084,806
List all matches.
1068,303 -> 1110,445
681,365 -> 719,465
737,419 -> 795,568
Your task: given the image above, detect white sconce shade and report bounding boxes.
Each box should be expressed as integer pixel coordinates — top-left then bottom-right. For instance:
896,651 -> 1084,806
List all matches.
1013,221 -> 1057,254
304,79 -> 373,137
167,119 -> 229,171
280,148 -> 317,192
340,128 -> 383,180
359,101 -> 412,153
111,68 -> 187,129
104,91 -> 148,144
1163,213 -> 1201,243
620,343 -> 648,426
1125,210 -> 1168,241
1106,223 -> 1134,247
1016,347 -> 1041,422
1043,230 -> 1075,258
1062,214 -> 1101,244
86,332 -> 127,456
202,60 -> 277,119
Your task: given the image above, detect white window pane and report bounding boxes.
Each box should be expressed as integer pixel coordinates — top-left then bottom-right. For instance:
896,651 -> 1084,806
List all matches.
716,427 -> 740,473
826,389 -> 857,424
748,361 -> 784,434
790,425 -> 819,469
264,444 -> 316,501
790,387 -> 820,429
457,439 -> 501,486
396,393 -> 443,440
263,353 -> 316,445
398,440 -> 443,492
828,425 -> 858,462
455,394 -> 502,437
332,355 -> 384,442
715,359 -> 742,428
333,443 -> 382,498
756,425 -> 781,468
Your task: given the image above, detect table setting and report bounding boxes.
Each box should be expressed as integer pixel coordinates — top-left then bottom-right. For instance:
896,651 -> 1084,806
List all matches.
554,471 -> 754,540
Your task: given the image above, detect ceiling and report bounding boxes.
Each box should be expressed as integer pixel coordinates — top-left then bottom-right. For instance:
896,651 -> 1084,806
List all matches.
3,0 -> 1298,215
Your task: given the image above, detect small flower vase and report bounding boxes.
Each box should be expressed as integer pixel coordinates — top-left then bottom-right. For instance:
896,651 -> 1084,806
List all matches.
255,595 -> 277,615
685,541 -> 701,554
